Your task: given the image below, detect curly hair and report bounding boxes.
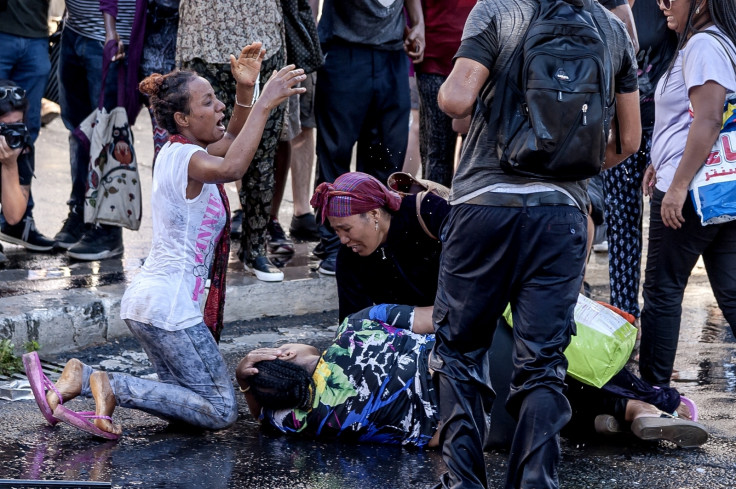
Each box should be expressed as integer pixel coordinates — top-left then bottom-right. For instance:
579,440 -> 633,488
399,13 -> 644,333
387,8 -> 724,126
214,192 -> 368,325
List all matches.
138,70 -> 198,134
0,79 -> 28,118
250,359 -> 315,411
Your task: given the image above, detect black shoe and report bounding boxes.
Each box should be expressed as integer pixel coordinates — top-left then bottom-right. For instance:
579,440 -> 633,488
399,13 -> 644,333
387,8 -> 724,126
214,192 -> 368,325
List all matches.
318,255 -> 336,276
312,240 -> 330,260
245,255 -> 284,282
54,208 -> 87,249
289,213 -> 320,242
230,209 -> 243,240
66,225 -> 124,260
267,218 -> 294,255
0,216 -> 55,251
0,242 -> 6,264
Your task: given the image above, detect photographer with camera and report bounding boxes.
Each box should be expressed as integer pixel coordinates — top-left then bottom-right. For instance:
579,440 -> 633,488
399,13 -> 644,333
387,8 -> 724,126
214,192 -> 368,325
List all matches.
0,0 -> 56,254
0,81 -> 33,263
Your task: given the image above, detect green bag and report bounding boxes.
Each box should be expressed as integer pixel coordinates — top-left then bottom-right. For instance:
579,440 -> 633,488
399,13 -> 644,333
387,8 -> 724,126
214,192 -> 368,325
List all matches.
502,294 -> 637,388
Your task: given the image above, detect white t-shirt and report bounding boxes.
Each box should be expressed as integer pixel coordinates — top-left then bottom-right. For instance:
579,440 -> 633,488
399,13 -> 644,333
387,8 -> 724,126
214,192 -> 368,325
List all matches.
651,27 -> 736,192
121,141 -> 227,331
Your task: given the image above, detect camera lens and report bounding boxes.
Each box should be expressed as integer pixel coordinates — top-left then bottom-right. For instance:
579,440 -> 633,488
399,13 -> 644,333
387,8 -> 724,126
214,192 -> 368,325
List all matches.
4,133 -> 22,149
0,122 -> 29,149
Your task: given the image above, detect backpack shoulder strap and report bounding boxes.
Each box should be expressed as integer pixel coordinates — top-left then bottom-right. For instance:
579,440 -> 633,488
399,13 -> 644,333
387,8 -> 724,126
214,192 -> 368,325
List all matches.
486,3 -> 541,139
415,191 -> 439,241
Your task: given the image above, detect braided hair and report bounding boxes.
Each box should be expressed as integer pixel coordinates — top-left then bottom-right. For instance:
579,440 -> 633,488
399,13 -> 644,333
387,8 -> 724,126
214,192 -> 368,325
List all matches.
138,70 -> 198,135
250,359 -> 315,411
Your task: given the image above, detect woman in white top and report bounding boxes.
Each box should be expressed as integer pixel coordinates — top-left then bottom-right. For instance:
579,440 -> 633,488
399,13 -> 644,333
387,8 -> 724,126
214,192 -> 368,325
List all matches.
23,42 -> 305,439
639,0 -> 736,387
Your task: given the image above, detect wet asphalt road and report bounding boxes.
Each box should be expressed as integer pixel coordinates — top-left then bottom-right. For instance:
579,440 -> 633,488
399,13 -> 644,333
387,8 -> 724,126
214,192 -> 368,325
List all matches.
1,309 -> 736,489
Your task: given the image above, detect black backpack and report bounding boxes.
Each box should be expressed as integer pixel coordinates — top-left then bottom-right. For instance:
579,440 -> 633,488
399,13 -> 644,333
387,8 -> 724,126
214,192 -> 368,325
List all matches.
491,0 -> 615,181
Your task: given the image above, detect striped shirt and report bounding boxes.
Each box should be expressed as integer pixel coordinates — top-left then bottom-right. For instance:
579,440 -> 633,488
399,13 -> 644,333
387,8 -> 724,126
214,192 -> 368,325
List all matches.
65,0 -> 136,44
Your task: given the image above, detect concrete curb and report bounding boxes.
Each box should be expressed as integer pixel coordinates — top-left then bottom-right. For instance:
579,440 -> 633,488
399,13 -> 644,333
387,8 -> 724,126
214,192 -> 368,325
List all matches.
0,276 -> 337,355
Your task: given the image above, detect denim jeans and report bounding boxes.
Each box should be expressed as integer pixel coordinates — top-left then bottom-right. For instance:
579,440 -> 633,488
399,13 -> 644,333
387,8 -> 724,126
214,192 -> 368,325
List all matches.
58,28 -> 125,209
0,32 -> 51,221
0,32 -> 50,142
78,320 -> 238,430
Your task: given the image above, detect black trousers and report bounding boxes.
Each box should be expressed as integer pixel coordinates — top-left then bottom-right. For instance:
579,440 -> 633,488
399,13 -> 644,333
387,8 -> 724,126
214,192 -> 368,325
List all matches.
314,42 -> 409,256
640,188 -> 736,386
431,201 -> 587,489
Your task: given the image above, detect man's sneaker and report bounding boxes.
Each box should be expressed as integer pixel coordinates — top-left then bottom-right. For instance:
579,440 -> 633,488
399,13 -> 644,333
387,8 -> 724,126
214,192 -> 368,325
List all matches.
592,240 -> 609,253
0,242 -> 7,264
245,255 -> 284,282
0,216 -> 55,251
66,225 -> 124,260
267,218 -> 295,254
289,213 -> 320,242
230,209 -> 244,240
54,208 -> 86,249
318,255 -> 336,276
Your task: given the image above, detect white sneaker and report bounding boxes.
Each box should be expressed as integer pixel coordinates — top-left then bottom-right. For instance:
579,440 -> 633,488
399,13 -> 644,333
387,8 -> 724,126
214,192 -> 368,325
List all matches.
592,240 -> 609,253
245,256 -> 284,282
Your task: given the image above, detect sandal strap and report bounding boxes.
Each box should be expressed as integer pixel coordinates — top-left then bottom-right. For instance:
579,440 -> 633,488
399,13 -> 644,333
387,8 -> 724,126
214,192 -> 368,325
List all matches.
39,365 -> 63,406
75,411 -> 114,422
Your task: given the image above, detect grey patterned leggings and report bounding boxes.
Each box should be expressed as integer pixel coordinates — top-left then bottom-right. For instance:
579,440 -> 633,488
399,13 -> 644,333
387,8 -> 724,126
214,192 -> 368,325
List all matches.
78,320 -> 238,430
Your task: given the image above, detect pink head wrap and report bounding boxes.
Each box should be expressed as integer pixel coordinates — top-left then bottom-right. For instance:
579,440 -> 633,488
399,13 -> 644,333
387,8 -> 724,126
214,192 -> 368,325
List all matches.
310,172 -> 402,222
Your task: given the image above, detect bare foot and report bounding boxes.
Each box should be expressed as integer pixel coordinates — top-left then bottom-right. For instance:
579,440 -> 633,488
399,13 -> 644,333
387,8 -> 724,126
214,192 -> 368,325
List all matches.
624,399 -> 661,422
47,358 -> 84,411
90,372 -> 123,436
676,402 -> 692,420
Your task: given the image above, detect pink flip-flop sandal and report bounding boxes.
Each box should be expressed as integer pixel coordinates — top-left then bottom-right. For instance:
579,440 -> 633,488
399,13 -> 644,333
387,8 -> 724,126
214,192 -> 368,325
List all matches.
22,351 -> 63,426
680,396 -> 698,422
52,405 -> 120,440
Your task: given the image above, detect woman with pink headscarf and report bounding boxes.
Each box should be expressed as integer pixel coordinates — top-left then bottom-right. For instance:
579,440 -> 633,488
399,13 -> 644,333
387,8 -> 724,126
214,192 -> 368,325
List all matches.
311,171 -> 450,323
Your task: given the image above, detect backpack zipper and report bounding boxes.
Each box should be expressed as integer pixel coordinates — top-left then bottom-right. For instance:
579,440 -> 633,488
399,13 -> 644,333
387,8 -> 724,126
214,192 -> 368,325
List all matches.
582,104 -> 588,126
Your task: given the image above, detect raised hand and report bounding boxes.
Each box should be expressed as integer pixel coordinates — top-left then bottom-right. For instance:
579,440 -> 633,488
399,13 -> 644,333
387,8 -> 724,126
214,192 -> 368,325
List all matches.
257,64 -> 307,111
230,42 -> 266,88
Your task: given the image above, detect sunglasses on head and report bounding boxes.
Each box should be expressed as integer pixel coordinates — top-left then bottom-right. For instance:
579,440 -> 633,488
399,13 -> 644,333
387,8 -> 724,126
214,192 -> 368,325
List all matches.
0,86 -> 26,101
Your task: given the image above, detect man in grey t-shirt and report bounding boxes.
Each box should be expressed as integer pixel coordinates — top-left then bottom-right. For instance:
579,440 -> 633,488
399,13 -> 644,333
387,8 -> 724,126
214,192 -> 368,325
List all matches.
429,0 -> 640,487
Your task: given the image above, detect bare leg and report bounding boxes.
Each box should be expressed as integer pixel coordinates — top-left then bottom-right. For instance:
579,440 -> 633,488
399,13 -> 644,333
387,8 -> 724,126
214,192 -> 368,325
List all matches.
402,108 -> 421,177
47,358 -> 83,411
90,371 -> 122,436
290,127 -> 316,216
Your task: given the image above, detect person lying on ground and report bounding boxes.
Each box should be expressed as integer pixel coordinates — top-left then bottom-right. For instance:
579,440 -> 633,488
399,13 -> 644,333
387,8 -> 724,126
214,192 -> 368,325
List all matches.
236,304 -> 708,449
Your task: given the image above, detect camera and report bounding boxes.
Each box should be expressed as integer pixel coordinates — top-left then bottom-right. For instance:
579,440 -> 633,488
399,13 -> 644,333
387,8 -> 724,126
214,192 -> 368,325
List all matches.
0,122 -> 30,150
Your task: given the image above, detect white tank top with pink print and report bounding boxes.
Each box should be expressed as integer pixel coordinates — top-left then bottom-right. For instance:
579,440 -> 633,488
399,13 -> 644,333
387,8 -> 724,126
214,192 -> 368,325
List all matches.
121,141 -> 227,331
